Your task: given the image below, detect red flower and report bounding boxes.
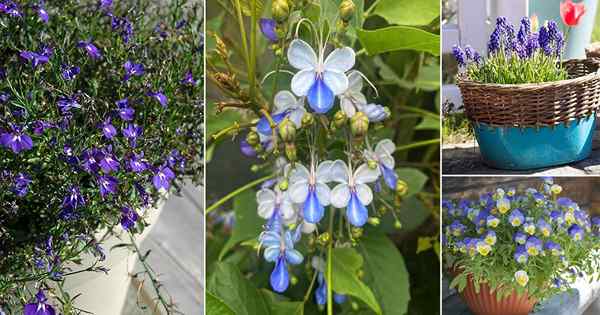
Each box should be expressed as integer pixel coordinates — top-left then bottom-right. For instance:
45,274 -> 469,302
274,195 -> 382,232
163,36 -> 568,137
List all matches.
560,0 -> 586,26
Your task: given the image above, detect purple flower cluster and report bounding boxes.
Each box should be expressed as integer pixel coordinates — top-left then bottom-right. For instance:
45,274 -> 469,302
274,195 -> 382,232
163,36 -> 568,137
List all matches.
452,45 -> 481,68
110,14 -> 134,43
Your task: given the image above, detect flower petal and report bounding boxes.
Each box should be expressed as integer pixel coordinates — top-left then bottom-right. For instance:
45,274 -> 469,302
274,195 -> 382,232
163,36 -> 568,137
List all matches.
329,160 -> 349,184
355,183 -> 373,206
285,248 -> 304,265
274,90 -> 297,112
307,77 -> 335,113
315,182 -> 331,206
375,139 -> 396,156
280,199 -> 296,220
288,163 -> 310,184
323,70 -> 349,95
347,192 -> 368,227
347,70 -> 363,92
301,221 -> 317,233
316,160 -> 334,182
289,107 -> 306,128
271,257 -> 290,292
291,69 -> 316,96
380,155 -> 395,170
330,183 -> 351,208
257,188 -> 276,204
340,97 -> 356,118
289,181 -> 309,203
288,39 -> 317,70
354,163 -> 380,184
258,201 -> 275,219
324,46 -> 355,72
264,246 -> 280,262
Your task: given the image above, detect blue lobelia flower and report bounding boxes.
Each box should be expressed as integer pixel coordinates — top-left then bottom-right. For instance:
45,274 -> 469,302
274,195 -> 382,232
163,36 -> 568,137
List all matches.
260,18 -> 278,42
287,160 -> 333,224
256,90 -> 306,135
12,172 -> 31,197
0,124 -> 33,154
77,40 -> 102,59
329,160 -> 380,227
57,95 -> 81,114
260,230 -> 303,293
0,1 -> 22,17
147,90 -> 168,108
101,118 -> 117,139
116,98 -> 135,121
61,186 -> 85,210
181,70 -> 198,86
61,64 -> 80,80
152,165 -> 175,191
122,123 -> 143,147
98,0 -> 112,10
120,206 -> 138,230
288,39 -> 355,113
257,187 -> 296,231
97,175 -> 118,197
98,148 -> 120,173
364,139 -> 397,190
110,14 -> 134,43
127,152 -> 149,173
20,49 -> 51,69
24,290 -> 55,315
123,60 -> 144,81
34,1 -> 48,23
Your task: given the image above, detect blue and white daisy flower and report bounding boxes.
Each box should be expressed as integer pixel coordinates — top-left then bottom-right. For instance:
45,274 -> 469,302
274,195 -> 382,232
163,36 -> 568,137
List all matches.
329,160 -> 380,227
287,160 -> 333,224
288,39 -> 355,113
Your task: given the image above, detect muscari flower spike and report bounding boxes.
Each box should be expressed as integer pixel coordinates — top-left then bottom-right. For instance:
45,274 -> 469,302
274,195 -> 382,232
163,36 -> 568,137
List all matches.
288,38 -> 355,113
24,290 -> 55,315
364,139 -> 397,190
287,160 -> 333,224
329,160 -> 380,227
257,90 -> 306,135
260,230 -> 303,293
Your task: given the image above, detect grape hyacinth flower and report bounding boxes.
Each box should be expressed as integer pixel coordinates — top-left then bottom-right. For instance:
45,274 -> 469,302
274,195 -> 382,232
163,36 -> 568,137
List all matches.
120,206 -> 138,230
257,90 -> 306,135
123,60 -> 144,81
0,124 -> 33,154
257,187 -> 296,231
287,160 -> 333,223
97,175 -> 118,197
364,139 -> 396,190
330,160 -> 380,227
452,45 -> 466,67
288,39 -> 355,113
259,18 -> 278,42
153,165 -> 175,191
122,123 -> 143,147
77,41 -> 102,59
147,90 -> 168,108
260,230 -> 303,293
12,172 -> 31,197
61,64 -> 80,80
24,290 -> 55,315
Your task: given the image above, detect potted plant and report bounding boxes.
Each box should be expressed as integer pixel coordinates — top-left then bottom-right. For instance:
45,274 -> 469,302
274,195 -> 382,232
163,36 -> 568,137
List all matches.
452,16 -> 600,170
0,0 -> 202,313
442,178 -> 600,315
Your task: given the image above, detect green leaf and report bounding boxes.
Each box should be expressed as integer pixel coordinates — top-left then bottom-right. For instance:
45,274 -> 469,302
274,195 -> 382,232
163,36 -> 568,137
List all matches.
206,102 -> 241,138
261,289 -> 304,315
218,189 -> 262,260
358,233 -> 410,315
331,248 -> 382,314
239,0 -> 264,16
372,0 -> 439,26
206,291 -> 236,315
397,196 -> 432,232
207,262 -> 270,315
415,116 -> 440,130
357,27 -> 439,56
396,168 -> 428,197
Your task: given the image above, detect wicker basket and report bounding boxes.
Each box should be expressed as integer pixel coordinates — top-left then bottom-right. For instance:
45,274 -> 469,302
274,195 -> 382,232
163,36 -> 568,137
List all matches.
457,59 -> 600,127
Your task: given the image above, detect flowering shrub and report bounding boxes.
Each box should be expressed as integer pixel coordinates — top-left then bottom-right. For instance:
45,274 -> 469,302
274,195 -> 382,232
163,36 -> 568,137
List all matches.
207,0 -> 440,314
443,178 -> 600,302
452,17 -> 569,84
0,0 -> 202,312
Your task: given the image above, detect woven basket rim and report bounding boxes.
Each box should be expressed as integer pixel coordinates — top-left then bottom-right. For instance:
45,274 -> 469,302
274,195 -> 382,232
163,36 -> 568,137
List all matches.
456,58 -> 600,91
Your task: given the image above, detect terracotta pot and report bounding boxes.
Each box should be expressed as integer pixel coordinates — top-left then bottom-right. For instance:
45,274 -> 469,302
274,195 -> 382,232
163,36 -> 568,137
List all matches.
456,272 -> 537,315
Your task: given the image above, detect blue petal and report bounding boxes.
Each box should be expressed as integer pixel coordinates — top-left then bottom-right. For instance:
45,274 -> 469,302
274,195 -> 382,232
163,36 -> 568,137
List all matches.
256,112 -> 288,135
270,256 -> 289,293
285,248 -> 304,265
260,18 -> 278,42
346,192 -> 368,227
303,189 -> 325,223
315,273 -> 327,305
381,165 -> 398,190
307,77 -> 334,114
334,294 -> 347,304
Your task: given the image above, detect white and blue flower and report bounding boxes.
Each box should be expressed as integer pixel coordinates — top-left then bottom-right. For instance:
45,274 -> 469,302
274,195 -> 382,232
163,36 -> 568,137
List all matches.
340,71 -> 389,122
287,160 -> 333,224
288,39 -> 355,113
257,90 -> 306,136
364,139 -> 396,190
260,230 -> 303,293
257,187 -> 296,232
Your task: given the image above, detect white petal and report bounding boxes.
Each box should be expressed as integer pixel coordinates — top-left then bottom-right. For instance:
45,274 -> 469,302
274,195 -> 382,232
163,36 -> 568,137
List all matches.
330,184 -> 351,208
324,46 -> 355,72
323,70 -> 349,95
351,91 -> 367,107
316,160 -> 334,181
340,97 -> 356,118
288,163 -> 310,184
301,221 -> 317,234
264,246 -> 280,262
291,69 -> 316,96
289,182 -> 309,203
347,70 -> 363,92
355,183 -> 373,206
257,188 -> 276,204
274,90 -> 297,112
329,160 -> 349,184
258,201 -> 275,219
380,155 -> 395,170
289,107 -> 306,128
280,200 -> 296,220
375,139 -> 396,156
288,39 -> 317,70
315,182 -> 331,206
354,163 -> 380,184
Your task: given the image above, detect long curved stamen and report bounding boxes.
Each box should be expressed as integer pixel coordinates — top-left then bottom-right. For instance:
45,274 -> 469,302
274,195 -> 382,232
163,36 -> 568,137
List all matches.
261,69 -> 295,85
353,70 -> 379,97
294,18 -> 317,39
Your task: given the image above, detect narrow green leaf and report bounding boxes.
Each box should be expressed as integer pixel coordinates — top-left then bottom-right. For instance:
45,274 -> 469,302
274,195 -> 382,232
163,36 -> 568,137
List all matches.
331,248 -> 382,314
218,189 -> 262,260
357,27 -> 440,56
206,291 -> 236,315
372,0 -> 439,26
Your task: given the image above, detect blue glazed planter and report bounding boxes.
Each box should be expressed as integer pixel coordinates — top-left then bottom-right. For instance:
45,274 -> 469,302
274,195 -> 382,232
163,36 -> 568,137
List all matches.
473,115 -> 596,170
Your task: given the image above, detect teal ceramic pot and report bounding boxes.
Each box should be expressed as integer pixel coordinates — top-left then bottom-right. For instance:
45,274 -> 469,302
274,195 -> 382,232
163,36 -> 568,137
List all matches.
530,0 -> 598,59
473,115 -> 596,170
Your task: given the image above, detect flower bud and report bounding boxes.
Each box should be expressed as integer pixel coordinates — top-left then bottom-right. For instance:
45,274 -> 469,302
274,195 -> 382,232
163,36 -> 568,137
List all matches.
278,118 -> 296,142
301,112 -> 314,127
367,217 -> 380,226
357,269 -> 364,279
272,0 -> 290,22
339,0 -> 355,22
378,206 -> 387,215
351,302 -> 359,311
290,275 -> 298,285
279,179 -> 289,191
250,165 -> 260,172
350,111 -> 369,137
394,220 -> 402,229
367,159 -> 378,169
318,232 -> 330,245
246,131 -> 259,146
285,142 -> 297,161
351,227 -> 363,239
333,110 -> 347,128
396,179 -> 408,196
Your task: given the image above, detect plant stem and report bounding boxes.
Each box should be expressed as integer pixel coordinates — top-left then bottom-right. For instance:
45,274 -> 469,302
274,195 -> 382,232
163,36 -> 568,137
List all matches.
249,0 -> 258,99
206,173 -> 276,213
395,138 -> 440,151
326,207 -> 335,315
234,0 -> 251,89
364,0 -> 382,17
207,121 -> 256,147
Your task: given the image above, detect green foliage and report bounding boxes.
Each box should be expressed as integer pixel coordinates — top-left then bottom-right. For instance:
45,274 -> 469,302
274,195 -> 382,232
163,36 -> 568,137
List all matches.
396,168 -> 428,197
372,0 -> 439,26
218,190 -> 262,260
357,27 -> 440,56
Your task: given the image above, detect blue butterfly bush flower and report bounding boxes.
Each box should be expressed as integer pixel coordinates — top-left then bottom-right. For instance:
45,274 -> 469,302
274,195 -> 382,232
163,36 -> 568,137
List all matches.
260,230 -> 303,293
257,90 -> 306,135
287,160 -> 333,223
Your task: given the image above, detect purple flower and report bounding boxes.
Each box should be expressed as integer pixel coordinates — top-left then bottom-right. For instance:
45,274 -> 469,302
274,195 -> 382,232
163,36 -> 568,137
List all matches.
517,17 -> 530,45
514,245 -> 528,263
111,15 -> 134,43
0,1 -> 22,17
20,50 -> 50,69
544,241 -> 562,256
525,236 -> 542,256
35,1 -> 48,23
57,95 -> 81,114
175,19 -> 186,29
152,165 -> 175,191
32,120 -> 54,135
538,25 -> 552,56
24,290 -> 55,315
452,45 -> 466,67
98,0 -> 112,10
240,139 -> 257,157
62,186 -> 85,210
525,33 -> 539,58
122,123 -> 143,147
260,18 -> 278,42
101,118 -> 117,139
98,150 -> 120,173
127,152 -> 149,173
134,181 -> 151,206
120,206 -> 139,230
568,224 -> 585,241
80,148 -> 101,173
147,90 -> 168,108
181,70 -> 197,86
0,125 -> 33,154
0,92 -> 9,103
123,60 -> 144,81
116,98 -> 134,121
12,172 -> 31,197
167,149 -> 184,169
61,64 -> 80,80
97,175 -> 118,197
77,41 -> 102,59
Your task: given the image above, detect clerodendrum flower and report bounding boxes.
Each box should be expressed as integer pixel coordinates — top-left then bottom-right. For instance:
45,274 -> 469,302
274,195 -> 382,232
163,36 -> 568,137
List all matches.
260,230 -> 303,293
288,39 -> 355,113
330,160 -> 380,227
340,71 -> 389,122
257,187 -> 296,231
364,139 -> 396,190
287,160 -> 333,224
257,90 -> 306,135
